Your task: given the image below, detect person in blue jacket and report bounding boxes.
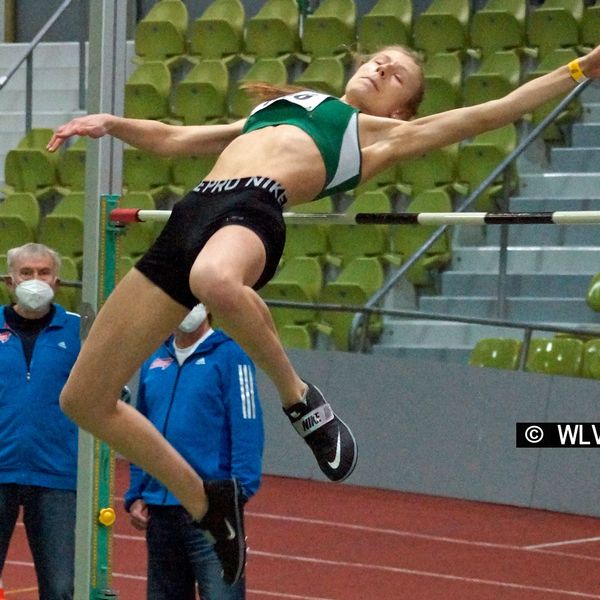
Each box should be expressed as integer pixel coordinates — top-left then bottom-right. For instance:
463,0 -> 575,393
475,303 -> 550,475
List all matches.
0,243 -> 81,600
124,303 -> 263,599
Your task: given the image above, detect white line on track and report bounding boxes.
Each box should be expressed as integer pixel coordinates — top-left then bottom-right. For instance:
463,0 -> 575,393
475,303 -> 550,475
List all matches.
525,537 -> 600,550
248,591 -> 337,600
251,551 -> 600,599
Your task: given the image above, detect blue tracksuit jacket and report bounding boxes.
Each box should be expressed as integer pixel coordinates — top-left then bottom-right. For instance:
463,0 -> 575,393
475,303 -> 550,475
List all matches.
0,304 -> 80,490
125,329 -> 264,509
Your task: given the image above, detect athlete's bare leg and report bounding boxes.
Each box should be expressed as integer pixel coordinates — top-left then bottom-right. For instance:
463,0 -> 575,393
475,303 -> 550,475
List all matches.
60,268 -> 209,519
189,225 -> 306,408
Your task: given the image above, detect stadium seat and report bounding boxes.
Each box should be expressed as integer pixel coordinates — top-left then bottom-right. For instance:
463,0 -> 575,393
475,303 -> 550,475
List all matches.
0,215 -> 35,255
229,58 -> 288,118
282,196 -> 334,264
188,0 -> 245,61
462,50 -> 521,106
123,148 -> 172,200
124,61 -> 172,121
526,0 -> 583,59
525,337 -> 584,377
526,48 -> 582,142
134,0 -> 188,64
4,128 -> 59,200
358,0 -> 412,54
582,338 -> 600,379
469,0 -> 527,58
0,192 -> 40,232
172,59 -> 229,124
320,256 -> 385,351
301,0 -> 356,58
586,272 -> 600,312
279,323 -> 313,349
118,191 -> 158,257
38,213 -> 84,259
454,124 -> 518,211
413,0 -> 470,57
244,0 -> 300,59
171,154 -> 218,197
390,188 -> 453,287
468,337 -> 523,369
293,56 -> 346,96
581,3 -> 600,53
417,51 -> 463,116
261,256 -> 323,331
327,190 -> 393,267
397,144 -> 458,197
53,255 -> 81,313
57,138 -> 87,192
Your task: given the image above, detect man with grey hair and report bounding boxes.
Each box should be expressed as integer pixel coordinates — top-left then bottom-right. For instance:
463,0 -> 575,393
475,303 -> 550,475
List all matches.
0,243 -> 80,599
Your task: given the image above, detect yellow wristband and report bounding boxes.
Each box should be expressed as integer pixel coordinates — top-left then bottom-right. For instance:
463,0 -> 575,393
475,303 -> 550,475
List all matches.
568,59 -> 588,83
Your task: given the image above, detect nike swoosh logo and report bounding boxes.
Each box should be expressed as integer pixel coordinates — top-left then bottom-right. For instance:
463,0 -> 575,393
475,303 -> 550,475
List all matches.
225,518 -> 237,540
327,431 -> 342,470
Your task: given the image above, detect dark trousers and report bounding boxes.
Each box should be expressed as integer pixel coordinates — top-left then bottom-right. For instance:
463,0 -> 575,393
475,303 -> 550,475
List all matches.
147,505 -> 244,600
0,484 -> 75,600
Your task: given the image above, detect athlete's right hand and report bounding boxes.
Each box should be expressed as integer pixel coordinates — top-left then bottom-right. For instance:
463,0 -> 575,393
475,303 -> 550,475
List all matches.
128,499 -> 149,531
46,113 -> 114,152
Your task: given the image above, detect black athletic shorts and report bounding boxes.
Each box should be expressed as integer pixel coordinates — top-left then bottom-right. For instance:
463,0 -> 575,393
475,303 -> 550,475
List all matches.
135,177 -> 287,309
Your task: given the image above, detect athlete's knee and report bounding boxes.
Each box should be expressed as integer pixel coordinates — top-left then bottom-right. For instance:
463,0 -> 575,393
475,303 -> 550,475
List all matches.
190,266 -> 242,313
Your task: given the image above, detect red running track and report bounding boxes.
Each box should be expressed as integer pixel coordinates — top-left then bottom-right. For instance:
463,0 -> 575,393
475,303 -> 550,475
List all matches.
3,458 -> 600,599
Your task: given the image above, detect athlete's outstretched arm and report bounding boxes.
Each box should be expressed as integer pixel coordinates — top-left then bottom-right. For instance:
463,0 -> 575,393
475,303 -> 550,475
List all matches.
47,113 -> 246,156
367,44 -> 600,172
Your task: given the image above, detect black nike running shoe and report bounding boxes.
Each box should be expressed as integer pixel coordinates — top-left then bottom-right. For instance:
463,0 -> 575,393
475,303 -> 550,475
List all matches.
284,380 -> 358,482
197,479 -> 246,585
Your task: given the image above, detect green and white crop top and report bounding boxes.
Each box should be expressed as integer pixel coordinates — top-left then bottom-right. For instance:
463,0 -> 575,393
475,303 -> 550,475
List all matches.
242,91 -> 361,197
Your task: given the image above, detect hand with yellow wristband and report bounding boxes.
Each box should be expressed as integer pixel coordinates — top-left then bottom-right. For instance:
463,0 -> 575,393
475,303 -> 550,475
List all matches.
569,46 -> 600,84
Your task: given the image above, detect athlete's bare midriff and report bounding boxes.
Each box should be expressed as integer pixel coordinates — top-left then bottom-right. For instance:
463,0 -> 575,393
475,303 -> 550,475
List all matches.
204,113 -> 400,205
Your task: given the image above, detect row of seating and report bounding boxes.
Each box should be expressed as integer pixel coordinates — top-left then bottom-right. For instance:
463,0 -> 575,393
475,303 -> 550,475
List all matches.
468,336 -> 600,379
134,0 -> 599,64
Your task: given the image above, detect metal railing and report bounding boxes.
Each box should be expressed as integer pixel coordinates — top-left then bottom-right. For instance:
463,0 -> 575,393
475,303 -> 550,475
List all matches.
0,0 -> 86,134
352,79 -> 593,352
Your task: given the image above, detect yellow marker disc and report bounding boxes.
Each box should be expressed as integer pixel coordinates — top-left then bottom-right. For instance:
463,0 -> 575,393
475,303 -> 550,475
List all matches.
98,507 -> 116,527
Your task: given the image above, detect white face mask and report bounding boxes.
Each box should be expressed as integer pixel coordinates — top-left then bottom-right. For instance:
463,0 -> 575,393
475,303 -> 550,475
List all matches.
15,279 -> 55,311
178,304 -> 207,333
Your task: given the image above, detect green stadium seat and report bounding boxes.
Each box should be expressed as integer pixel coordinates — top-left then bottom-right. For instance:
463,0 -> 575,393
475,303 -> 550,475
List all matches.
525,337 -> 584,377
462,50 -> 521,106
526,0 -> 583,59
229,58 -> 288,118
417,52 -> 463,116
358,0 -> 412,54
397,144 -> 458,197
261,256 -> 323,331
123,148 -> 172,200
124,61 -> 172,121
293,56 -> 346,96
0,215 -> 36,255
54,255 -> 81,313
171,154 -> 218,197
526,48 -> 582,142
188,0 -> 245,61
468,337 -> 522,369
244,0 -> 300,59
469,0 -> 527,58
57,138 -> 87,192
172,59 -> 229,124
582,339 -> 600,379
282,196 -> 334,264
581,3 -> 600,53
320,256 -> 385,351
52,191 -> 85,218
279,323 -> 313,349
327,190 -> 393,267
586,272 -> 600,312
38,214 -> 83,259
390,188 -> 453,287
134,0 -> 188,65
0,192 -> 40,232
301,0 -> 356,58
413,0 -> 470,58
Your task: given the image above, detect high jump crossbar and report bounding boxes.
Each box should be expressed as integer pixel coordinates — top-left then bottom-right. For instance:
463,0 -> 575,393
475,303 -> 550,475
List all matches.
110,208 -> 600,226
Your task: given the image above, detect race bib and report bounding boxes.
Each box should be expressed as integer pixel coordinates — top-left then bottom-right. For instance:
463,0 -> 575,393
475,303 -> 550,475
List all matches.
249,91 -> 331,115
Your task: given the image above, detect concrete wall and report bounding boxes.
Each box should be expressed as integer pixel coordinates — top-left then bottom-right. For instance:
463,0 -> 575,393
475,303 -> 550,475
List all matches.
258,349 -> 600,518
